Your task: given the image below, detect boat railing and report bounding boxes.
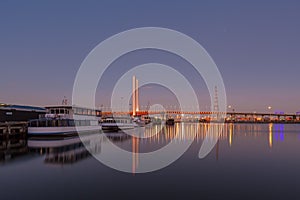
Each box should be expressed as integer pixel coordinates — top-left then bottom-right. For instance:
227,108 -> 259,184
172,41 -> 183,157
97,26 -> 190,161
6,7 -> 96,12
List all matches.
39,113 -> 72,119
29,119 -> 98,127
102,117 -> 132,124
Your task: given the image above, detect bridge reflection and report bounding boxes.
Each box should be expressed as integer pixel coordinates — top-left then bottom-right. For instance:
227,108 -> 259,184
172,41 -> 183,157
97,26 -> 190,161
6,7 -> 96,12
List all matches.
1,123 -> 299,174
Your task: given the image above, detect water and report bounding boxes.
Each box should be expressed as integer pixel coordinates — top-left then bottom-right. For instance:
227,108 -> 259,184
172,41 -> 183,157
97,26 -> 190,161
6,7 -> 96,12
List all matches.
1,123 -> 300,200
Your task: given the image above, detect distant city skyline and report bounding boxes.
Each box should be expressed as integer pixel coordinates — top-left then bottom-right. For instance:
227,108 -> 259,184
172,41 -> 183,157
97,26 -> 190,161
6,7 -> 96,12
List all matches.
1,1 -> 300,112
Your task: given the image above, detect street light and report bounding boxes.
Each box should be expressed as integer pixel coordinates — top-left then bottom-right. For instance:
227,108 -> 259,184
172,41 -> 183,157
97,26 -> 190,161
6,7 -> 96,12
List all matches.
228,105 -> 235,121
268,106 -> 272,122
228,105 -> 235,112
268,106 -> 272,110
228,105 -> 232,111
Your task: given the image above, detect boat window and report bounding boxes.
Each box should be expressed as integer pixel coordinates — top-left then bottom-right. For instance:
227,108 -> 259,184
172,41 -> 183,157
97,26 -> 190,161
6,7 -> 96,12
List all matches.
96,111 -> 101,116
68,119 -> 75,126
47,120 -> 56,127
90,120 -> 98,126
77,108 -> 83,115
88,109 -> 92,115
46,120 -> 51,127
75,120 -> 80,126
30,120 -> 38,127
39,120 -> 46,127
83,109 -> 88,115
53,120 -> 59,127
58,120 -> 68,127
64,119 -> 69,126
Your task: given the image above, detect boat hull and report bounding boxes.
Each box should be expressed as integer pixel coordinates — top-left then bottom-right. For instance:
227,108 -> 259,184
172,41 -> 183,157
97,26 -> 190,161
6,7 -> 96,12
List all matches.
101,123 -> 134,132
28,126 -> 102,136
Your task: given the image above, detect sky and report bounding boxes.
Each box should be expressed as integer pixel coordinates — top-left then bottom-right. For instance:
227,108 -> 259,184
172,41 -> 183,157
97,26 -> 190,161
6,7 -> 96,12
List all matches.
0,0 -> 300,112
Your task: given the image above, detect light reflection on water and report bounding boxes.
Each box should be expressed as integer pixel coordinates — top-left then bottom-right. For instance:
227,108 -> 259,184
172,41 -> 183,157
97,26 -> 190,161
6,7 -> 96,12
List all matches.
1,123 -> 300,166
1,123 -> 300,199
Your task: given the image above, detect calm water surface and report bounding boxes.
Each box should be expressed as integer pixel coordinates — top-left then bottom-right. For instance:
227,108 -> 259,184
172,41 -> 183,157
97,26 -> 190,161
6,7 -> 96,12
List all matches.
1,123 -> 300,200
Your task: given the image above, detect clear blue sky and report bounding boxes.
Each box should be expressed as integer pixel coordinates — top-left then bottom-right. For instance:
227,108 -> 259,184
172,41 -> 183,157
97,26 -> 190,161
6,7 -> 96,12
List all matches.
0,0 -> 300,112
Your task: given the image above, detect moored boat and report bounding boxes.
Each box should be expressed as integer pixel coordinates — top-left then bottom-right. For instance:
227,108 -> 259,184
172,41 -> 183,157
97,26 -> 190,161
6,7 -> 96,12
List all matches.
141,115 -> 151,124
101,117 -> 134,132
166,118 -> 175,125
28,105 -> 102,136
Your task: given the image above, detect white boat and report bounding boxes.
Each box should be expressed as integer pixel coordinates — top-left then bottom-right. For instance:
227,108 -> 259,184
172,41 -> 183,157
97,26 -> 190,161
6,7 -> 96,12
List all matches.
28,105 -> 102,136
101,117 -> 134,132
141,115 -> 151,124
133,116 -> 146,127
132,115 -> 152,127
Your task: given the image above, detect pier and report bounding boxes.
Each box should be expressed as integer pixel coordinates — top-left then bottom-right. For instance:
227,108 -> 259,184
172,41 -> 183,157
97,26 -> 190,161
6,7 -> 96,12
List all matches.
0,122 -> 28,139
0,122 -> 28,162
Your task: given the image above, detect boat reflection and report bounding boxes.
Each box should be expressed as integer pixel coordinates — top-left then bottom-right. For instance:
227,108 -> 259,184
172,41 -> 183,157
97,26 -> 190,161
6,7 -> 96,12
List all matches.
28,134 -> 103,164
104,132 -> 132,142
1,123 -> 300,169
28,132 -> 133,165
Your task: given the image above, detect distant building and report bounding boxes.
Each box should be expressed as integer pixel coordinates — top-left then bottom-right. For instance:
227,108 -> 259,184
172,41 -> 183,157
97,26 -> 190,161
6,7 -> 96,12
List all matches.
0,103 -> 46,122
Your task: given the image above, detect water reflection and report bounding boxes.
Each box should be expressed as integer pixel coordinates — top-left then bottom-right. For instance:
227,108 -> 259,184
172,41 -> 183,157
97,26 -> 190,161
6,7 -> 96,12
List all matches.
274,124 -> 285,141
0,135 -> 27,163
142,123 -> 227,143
269,123 -> 273,148
229,123 -> 233,146
1,124 -> 300,200
132,136 -> 139,174
1,123 -> 300,171
28,134 -> 102,164
27,133 -> 132,165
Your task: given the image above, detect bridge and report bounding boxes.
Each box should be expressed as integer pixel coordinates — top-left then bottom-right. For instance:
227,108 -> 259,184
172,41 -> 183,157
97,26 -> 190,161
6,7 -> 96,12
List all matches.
102,76 -> 300,123
101,110 -> 300,123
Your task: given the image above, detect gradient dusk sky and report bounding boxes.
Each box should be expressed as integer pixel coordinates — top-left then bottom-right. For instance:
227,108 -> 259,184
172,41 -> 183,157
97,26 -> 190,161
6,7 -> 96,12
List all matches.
1,1 -> 300,112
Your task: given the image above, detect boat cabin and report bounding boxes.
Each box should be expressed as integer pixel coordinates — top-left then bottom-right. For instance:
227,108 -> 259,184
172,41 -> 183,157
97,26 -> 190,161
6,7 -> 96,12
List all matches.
45,105 -> 101,118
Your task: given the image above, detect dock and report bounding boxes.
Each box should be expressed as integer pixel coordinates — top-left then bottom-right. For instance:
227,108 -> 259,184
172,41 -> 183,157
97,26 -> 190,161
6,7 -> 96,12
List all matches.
0,122 -> 28,162
0,122 -> 28,139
